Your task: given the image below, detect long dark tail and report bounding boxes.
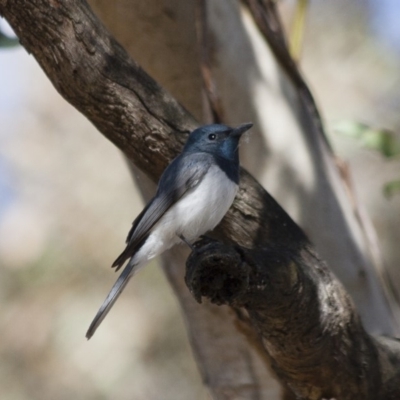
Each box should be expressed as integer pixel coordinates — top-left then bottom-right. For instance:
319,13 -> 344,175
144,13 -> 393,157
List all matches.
86,260 -> 137,339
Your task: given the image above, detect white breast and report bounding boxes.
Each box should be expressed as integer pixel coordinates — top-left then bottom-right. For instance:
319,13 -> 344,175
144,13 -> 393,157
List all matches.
132,164 -> 238,266
171,164 -> 238,240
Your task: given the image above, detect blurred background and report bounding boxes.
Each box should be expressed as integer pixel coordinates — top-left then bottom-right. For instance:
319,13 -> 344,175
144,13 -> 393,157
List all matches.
0,0 -> 400,399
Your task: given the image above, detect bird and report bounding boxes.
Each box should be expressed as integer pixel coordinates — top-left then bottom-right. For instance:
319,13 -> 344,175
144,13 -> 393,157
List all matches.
86,122 -> 253,339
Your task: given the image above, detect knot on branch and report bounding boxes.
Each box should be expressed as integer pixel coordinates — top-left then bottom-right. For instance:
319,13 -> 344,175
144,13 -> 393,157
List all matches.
185,238 -> 251,306
185,238 -> 300,309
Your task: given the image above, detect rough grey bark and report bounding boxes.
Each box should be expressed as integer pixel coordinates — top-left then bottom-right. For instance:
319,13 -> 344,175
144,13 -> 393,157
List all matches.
1,0 -> 400,398
186,238 -> 400,399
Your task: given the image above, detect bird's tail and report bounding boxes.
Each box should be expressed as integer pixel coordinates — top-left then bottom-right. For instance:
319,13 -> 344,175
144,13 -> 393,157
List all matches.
86,259 -> 137,339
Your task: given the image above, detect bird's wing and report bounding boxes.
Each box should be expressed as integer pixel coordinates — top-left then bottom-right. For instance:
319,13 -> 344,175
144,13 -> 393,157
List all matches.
112,153 -> 212,271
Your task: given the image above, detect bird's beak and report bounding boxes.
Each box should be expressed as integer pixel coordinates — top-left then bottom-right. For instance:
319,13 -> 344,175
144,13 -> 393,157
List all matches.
230,122 -> 253,138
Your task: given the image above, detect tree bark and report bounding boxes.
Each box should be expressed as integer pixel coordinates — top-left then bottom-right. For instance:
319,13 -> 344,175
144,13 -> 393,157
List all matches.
1,0 -> 400,398
185,238 -> 400,399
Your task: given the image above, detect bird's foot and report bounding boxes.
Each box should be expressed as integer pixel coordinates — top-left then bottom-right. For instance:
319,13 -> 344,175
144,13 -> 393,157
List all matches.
199,234 -> 213,241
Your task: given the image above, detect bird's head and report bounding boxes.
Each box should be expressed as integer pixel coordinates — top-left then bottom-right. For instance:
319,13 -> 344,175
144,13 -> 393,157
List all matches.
183,123 -> 253,160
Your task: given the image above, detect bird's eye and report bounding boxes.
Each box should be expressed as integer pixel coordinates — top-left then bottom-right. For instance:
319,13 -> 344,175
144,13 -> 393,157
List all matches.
208,133 -> 216,140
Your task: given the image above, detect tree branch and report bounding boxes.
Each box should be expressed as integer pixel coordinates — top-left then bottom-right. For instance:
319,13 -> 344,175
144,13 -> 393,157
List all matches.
186,238 -> 400,400
1,0 -> 196,181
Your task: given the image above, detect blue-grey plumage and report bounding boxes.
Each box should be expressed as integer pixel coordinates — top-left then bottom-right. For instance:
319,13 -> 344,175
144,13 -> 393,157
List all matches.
86,122 -> 253,339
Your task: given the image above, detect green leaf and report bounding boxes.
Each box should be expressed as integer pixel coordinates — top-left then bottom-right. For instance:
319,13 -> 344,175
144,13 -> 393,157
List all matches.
383,180 -> 400,199
363,130 -> 400,157
334,120 -> 400,158
334,120 -> 369,139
